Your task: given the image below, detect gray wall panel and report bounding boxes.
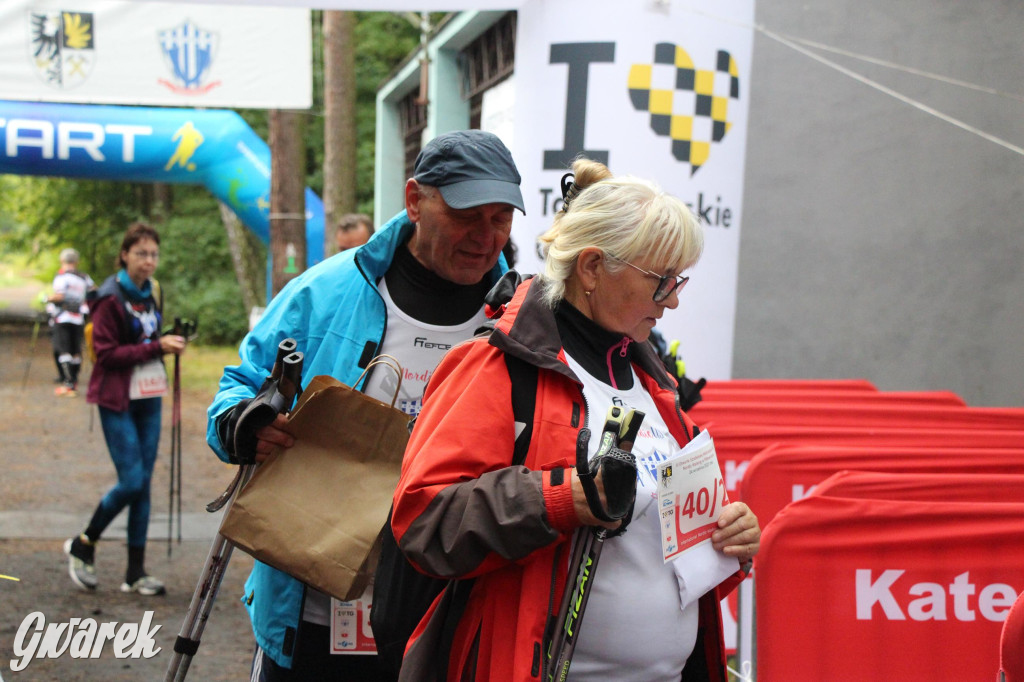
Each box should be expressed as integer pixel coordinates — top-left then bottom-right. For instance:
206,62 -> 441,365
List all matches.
735,0 -> 1023,405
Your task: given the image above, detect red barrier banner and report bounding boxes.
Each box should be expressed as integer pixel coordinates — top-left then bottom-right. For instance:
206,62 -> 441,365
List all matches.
697,389 -> 965,406
690,402 -> 1024,430
812,470 -> 1024,504
740,445 -> 1024,528
756,495 -> 1024,681
702,379 -> 877,392
703,424 -> 1024,497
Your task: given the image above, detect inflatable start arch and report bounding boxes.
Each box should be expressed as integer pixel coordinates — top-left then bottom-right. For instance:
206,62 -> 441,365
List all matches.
0,99 -> 325,266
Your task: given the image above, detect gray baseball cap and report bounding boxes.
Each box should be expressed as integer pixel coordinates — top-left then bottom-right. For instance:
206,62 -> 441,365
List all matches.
413,130 -> 525,214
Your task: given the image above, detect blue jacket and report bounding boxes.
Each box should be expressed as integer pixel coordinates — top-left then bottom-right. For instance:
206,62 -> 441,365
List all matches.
206,210 -> 507,668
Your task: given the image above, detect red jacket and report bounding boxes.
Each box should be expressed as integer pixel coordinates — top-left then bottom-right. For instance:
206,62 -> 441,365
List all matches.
85,277 -> 164,412
392,277 -> 745,682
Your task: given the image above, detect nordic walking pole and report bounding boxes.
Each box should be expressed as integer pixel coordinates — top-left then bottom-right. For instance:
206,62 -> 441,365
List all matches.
176,319 -> 197,547
167,318 -> 197,556
164,340 -> 302,682
168,319 -> 180,556
546,406 -> 644,682
20,312 -> 45,390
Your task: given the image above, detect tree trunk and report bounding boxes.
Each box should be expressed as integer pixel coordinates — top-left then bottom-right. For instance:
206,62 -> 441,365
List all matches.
323,10 -> 358,257
269,109 -> 306,297
152,183 -> 173,222
218,201 -> 265,313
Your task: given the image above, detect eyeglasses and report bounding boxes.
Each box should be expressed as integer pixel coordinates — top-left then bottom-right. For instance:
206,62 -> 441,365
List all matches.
606,254 -> 689,302
129,250 -> 160,260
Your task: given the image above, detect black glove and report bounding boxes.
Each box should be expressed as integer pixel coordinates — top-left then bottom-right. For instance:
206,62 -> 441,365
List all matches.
575,407 -> 644,535
217,396 -> 257,465
218,340 -> 304,465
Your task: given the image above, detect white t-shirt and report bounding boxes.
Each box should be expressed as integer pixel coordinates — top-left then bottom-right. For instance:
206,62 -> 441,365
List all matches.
303,277 -> 488,626
563,352 -> 699,682
360,278 -> 488,418
51,270 -> 93,325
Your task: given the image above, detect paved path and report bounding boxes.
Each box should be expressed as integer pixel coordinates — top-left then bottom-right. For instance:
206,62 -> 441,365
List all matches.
0,319 -> 255,681
0,510 -> 224,540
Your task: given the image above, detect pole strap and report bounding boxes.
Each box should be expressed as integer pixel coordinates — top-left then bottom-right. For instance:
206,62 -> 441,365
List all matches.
173,635 -> 200,656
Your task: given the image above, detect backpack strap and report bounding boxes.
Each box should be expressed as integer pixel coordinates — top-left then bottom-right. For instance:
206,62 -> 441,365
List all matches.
505,352 -> 538,466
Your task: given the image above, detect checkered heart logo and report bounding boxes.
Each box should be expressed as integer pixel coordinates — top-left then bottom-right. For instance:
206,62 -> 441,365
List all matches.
628,43 -> 740,176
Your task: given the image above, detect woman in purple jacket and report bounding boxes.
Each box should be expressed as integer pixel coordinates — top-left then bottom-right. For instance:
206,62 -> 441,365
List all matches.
65,222 -> 186,596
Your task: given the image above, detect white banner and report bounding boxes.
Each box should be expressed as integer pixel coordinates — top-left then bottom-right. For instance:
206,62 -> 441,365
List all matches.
129,0 -> 520,8
511,0 -> 755,381
0,0 -> 311,109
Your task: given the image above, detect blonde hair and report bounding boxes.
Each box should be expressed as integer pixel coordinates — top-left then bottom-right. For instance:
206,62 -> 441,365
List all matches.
536,158 -> 704,306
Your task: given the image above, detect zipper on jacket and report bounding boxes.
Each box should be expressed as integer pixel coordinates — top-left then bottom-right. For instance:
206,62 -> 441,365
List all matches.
673,390 -> 698,442
352,252 -> 389,390
603,336 -> 631,389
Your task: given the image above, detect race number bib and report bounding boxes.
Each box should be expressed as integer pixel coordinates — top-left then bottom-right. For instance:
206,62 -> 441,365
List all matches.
330,592 -> 377,655
129,359 -> 168,400
657,430 -> 729,561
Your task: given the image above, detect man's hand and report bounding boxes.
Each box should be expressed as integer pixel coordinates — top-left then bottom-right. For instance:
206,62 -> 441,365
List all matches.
252,413 -> 295,462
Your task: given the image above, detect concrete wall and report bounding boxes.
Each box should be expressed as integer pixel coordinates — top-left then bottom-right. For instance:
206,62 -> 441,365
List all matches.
735,0 -> 1024,406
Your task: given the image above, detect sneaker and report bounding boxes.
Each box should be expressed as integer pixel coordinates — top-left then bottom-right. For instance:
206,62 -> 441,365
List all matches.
63,537 -> 97,591
55,385 -> 72,396
120,575 -> 166,596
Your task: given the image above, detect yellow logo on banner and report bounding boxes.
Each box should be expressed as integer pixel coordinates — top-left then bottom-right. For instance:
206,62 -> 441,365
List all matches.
628,43 -> 740,176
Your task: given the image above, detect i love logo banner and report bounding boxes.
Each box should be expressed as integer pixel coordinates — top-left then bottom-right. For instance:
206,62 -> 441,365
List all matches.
628,43 -> 740,176
509,0 -> 756,382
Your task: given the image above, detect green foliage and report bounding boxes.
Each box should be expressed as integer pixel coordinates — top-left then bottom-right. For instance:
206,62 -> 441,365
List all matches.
0,11 -> 433,343
0,175 -> 140,279
153,191 -> 254,346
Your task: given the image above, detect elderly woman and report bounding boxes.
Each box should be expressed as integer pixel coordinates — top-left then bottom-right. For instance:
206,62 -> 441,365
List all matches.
391,159 -> 760,682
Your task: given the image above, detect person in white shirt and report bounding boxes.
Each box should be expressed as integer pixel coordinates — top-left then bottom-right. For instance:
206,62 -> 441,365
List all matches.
47,248 -> 95,396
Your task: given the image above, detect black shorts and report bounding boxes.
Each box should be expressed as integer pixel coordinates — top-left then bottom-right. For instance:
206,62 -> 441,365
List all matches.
250,623 -> 394,682
51,322 -> 84,358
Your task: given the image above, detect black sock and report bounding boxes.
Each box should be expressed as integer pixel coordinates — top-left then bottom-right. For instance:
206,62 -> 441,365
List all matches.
126,545 -> 146,585
59,361 -> 74,388
83,504 -> 106,544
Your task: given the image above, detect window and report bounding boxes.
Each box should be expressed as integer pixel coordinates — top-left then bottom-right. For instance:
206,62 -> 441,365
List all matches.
461,13 -> 516,129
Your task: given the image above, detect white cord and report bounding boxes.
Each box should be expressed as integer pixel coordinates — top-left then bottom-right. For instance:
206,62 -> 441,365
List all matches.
727,659 -> 754,682
758,27 -> 1024,157
670,3 -> 1024,158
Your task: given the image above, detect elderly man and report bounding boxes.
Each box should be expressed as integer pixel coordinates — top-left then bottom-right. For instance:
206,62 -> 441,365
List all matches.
205,129 -> 524,682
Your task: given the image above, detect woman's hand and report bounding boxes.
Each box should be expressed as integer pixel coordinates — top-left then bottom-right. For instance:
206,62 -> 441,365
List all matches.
711,502 -> 760,562
160,334 -> 187,355
569,468 -> 622,531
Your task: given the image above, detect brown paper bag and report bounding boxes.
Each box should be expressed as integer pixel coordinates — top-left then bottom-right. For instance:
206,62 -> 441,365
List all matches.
219,357 -> 411,600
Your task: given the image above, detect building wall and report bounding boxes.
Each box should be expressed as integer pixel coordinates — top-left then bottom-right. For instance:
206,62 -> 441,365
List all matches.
734,0 -> 1023,406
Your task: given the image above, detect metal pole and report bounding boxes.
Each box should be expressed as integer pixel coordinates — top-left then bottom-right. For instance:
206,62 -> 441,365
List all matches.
164,465 -> 255,681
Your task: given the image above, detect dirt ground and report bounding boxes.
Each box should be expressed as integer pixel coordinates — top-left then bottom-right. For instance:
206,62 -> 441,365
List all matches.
0,320 -> 256,681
